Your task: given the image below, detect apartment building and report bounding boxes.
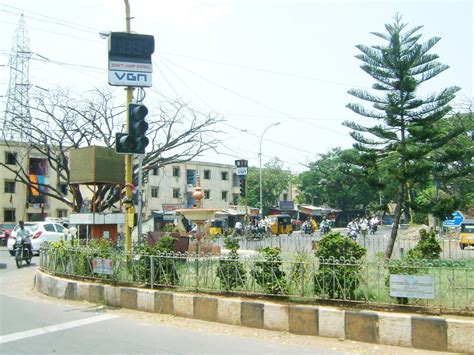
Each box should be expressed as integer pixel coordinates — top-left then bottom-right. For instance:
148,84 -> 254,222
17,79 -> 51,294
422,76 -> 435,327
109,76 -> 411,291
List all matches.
143,160 -> 242,218
1,141 -> 71,224
1,140 -> 294,223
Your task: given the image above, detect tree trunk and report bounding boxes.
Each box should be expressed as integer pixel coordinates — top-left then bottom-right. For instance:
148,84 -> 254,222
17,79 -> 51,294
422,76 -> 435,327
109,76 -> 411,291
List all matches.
384,181 -> 405,259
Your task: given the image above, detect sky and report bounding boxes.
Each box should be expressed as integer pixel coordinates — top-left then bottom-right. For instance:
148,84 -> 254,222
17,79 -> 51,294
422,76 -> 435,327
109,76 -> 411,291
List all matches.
0,0 -> 472,173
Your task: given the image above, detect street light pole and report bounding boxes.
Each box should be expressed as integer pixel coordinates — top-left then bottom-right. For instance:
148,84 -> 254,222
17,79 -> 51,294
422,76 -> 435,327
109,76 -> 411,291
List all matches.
259,122 -> 280,217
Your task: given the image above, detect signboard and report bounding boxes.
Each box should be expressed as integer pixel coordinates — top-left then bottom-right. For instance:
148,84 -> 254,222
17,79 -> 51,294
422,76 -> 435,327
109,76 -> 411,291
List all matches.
162,204 -> 182,212
443,211 -> 465,227
108,32 -> 154,88
236,167 -> 248,176
389,274 -> 435,299
279,200 -> 294,210
93,258 -> 114,275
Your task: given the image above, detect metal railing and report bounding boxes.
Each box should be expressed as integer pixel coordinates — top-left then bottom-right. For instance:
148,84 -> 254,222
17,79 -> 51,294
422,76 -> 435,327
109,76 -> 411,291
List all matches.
39,246 -> 474,314
212,231 -> 473,260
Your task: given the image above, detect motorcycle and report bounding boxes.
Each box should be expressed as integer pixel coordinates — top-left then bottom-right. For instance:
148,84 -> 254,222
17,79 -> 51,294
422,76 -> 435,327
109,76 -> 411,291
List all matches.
370,223 -> 378,235
14,239 -> 33,268
347,229 -> 358,242
320,225 -> 331,236
301,222 -> 313,236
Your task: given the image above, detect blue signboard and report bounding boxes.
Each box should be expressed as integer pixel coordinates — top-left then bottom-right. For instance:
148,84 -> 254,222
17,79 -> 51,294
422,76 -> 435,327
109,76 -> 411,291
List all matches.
442,211 -> 465,227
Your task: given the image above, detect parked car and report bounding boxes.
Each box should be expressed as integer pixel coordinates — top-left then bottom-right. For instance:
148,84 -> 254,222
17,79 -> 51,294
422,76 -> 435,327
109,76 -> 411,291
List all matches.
7,221 -> 66,256
0,223 -> 15,246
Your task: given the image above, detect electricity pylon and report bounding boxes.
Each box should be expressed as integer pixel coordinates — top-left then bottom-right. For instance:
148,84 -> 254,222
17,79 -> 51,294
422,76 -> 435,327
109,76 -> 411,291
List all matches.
2,14 -> 32,141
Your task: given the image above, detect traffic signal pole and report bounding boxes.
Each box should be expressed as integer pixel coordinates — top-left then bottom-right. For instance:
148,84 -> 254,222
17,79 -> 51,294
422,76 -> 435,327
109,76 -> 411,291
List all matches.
124,0 -> 133,255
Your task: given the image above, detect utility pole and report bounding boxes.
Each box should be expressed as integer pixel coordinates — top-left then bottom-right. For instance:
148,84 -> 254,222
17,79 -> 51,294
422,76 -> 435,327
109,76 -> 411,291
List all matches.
124,0 -> 134,255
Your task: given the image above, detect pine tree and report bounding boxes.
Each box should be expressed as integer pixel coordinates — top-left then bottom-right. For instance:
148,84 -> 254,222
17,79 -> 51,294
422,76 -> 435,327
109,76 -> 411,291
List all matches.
344,14 -> 461,259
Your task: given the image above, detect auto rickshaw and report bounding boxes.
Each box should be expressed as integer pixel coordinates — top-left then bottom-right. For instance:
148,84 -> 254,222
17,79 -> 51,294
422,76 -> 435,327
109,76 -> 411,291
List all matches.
459,219 -> 474,250
267,214 -> 293,236
209,219 -> 228,237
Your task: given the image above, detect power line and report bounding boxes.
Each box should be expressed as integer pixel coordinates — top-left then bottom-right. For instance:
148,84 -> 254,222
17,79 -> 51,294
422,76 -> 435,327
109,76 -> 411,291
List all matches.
0,3 -> 100,33
156,54 -> 348,137
160,50 -> 366,89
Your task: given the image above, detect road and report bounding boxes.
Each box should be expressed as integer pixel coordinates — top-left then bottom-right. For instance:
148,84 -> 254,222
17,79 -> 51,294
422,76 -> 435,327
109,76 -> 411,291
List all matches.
0,247 -> 449,354
215,226 -> 473,259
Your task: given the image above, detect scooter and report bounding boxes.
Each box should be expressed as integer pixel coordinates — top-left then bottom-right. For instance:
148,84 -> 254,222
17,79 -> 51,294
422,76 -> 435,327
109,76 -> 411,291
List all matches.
14,240 -> 33,268
301,222 -> 313,236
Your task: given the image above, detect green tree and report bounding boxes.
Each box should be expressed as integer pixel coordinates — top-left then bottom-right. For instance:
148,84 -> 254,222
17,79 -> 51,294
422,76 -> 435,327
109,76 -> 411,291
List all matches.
298,148 -> 379,212
244,157 -> 291,214
344,14 -> 461,259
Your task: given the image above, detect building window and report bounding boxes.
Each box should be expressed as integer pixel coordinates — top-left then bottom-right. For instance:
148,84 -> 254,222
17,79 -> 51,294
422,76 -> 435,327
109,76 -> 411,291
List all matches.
204,190 -> 210,199
283,193 -> 288,201
173,166 -> 180,177
4,180 -> 15,193
221,171 -> 228,181
221,191 -> 228,201
57,209 -> 68,218
4,208 -> 15,222
5,152 -> 17,165
152,166 -> 159,176
173,188 -> 180,199
204,170 -> 211,179
151,187 -> 159,198
59,183 -> 68,195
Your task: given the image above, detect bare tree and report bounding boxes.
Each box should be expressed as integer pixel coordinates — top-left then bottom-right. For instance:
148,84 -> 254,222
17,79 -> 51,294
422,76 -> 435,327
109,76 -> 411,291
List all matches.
1,87 -> 222,212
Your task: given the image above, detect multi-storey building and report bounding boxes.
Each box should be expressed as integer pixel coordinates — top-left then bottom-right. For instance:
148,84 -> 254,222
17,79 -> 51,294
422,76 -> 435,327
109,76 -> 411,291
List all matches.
143,161 -> 242,218
1,140 -> 295,223
1,141 -> 71,224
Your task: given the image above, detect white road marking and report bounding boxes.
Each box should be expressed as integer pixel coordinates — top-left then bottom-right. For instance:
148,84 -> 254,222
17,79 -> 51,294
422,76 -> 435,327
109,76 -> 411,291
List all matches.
0,313 -> 119,344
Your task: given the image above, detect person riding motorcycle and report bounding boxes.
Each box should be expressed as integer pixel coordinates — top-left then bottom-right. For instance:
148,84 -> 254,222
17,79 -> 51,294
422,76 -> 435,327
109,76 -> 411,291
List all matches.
347,219 -> 359,240
320,216 -> 331,235
234,221 -> 244,236
16,221 -> 33,257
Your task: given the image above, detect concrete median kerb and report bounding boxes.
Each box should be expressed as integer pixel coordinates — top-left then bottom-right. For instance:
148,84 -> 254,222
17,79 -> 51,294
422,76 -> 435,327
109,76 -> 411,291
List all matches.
35,270 -> 473,353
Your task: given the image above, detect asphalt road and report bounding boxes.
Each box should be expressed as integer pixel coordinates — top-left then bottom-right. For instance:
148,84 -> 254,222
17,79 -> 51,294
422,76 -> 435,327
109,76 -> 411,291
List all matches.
0,247 -> 449,354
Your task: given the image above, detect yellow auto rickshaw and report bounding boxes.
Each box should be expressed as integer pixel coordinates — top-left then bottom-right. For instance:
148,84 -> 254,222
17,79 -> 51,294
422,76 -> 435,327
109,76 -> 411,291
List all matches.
209,219 -> 228,237
268,214 -> 293,236
460,219 -> 474,250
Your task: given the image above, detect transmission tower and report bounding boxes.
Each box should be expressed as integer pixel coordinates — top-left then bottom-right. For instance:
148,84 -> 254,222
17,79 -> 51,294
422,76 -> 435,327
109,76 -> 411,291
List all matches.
2,14 -> 32,141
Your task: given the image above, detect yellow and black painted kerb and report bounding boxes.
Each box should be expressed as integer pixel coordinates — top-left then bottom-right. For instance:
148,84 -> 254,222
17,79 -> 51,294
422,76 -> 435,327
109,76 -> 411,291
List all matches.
35,270 -> 471,353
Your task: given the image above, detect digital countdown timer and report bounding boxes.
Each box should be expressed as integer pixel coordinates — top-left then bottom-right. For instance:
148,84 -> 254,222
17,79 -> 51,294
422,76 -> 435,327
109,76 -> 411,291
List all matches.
109,32 -> 154,60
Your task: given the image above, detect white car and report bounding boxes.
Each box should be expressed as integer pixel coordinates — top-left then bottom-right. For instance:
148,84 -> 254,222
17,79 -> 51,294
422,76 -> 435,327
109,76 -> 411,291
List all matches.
7,222 -> 66,256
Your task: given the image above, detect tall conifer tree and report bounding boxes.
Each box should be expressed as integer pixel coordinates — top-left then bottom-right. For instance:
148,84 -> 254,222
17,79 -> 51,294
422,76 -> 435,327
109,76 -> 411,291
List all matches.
344,14 -> 461,258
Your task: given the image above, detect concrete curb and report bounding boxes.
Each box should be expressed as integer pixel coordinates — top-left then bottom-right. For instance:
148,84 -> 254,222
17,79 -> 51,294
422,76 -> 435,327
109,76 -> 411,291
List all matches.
35,270 -> 473,353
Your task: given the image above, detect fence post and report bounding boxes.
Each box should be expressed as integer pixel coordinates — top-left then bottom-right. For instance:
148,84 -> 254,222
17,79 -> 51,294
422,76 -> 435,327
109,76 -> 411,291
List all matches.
150,255 -> 154,289
300,262 -> 305,296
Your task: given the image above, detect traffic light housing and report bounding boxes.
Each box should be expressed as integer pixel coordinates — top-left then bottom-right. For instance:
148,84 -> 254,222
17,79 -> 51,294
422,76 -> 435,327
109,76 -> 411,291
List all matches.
115,103 -> 150,154
239,178 -> 246,198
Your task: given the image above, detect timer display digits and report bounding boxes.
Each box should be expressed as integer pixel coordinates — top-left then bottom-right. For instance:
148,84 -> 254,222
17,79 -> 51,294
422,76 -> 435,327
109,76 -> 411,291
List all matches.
109,33 -> 154,58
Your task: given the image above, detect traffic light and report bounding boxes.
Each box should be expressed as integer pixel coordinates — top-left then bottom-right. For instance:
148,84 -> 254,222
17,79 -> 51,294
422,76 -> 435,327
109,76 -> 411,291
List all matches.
239,178 -> 246,198
115,103 -> 150,154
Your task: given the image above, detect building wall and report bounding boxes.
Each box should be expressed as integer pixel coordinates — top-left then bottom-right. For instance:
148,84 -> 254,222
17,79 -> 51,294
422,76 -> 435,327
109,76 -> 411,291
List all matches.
0,141 -> 71,224
143,160 -> 241,218
1,140 -> 294,223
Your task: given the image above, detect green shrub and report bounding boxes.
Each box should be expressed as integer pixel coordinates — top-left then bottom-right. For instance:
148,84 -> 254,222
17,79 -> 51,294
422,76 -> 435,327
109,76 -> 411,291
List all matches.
407,228 -> 442,260
313,232 -> 366,300
252,247 -> 287,295
216,235 -> 247,291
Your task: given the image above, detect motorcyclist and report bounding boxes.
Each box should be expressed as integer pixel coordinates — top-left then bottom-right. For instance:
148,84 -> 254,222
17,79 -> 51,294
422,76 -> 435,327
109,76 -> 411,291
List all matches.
16,221 -> 33,257
320,216 -> 331,234
347,219 -> 359,239
234,221 -> 244,236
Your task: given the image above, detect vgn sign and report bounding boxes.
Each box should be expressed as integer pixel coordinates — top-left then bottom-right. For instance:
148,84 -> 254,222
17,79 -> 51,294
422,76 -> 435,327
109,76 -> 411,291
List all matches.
108,32 -> 155,87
